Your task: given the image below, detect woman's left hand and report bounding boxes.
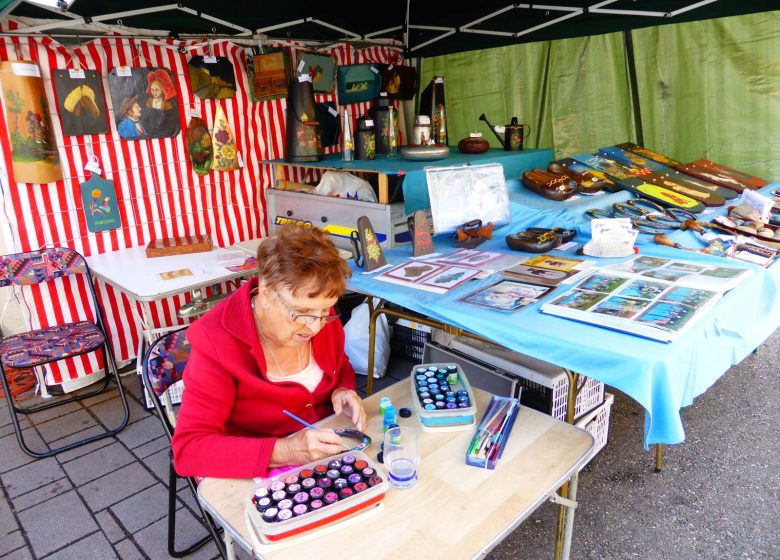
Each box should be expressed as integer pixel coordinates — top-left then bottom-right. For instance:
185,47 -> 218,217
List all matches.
331,388 -> 366,432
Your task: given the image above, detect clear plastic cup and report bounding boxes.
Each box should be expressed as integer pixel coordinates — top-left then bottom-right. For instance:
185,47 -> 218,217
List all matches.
383,426 -> 419,489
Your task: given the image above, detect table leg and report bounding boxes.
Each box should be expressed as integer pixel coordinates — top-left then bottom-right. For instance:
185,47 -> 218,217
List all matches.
655,443 -> 663,472
366,299 -> 383,396
561,472 -> 579,560
377,173 -> 389,204
225,530 -> 235,560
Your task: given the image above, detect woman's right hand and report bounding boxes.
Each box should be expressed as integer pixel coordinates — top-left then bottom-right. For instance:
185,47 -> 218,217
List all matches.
270,429 -> 345,467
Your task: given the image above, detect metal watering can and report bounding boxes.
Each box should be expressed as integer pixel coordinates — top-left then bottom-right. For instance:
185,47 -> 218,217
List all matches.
479,114 -> 531,151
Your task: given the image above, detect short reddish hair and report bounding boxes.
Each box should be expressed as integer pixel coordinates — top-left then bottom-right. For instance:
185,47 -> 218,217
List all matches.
255,225 -> 351,298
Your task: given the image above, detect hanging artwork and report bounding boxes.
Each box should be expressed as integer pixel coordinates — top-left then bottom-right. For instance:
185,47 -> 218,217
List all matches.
316,102 -> 340,148
247,49 -> 289,102
80,174 -> 121,232
379,64 -> 418,100
211,105 -> 240,172
0,61 -> 62,183
186,115 -> 213,176
188,56 -> 237,99
337,63 -> 381,105
295,50 -> 337,94
108,66 -> 180,140
52,69 -> 110,136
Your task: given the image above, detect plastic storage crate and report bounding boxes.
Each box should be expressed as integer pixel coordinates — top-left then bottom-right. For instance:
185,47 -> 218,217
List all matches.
389,318 -> 432,363
575,392 -> 614,469
444,336 -> 604,421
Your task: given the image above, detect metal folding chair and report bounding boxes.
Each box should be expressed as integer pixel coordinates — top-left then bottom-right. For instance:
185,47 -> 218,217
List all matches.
141,327 -> 226,559
0,247 -> 130,458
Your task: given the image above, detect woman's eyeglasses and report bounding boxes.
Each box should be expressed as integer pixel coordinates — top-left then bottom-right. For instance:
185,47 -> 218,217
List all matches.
274,291 -> 340,326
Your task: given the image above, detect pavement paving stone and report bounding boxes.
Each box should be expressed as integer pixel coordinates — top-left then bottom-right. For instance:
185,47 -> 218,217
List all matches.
0,492 -> 18,535
0,546 -> 32,560
61,441 -> 135,485
95,510 -> 126,544
49,426 -> 117,463
109,483 -> 170,534
0,415 -> 31,439
116,415 -> 165,449
0,529 -> 25,556
78,462 -> 156,512
43,530 -> 118,560
10,478 -> 73,513
0,429 -> 46,473
131,434 -> 169,459
16,490 -> 97,558
113,538 -> 144,560
142,448 -> 172,486
89,396 -> 147,429
24,400 -> 83,425
34,410 -> 96,443
80,386 -> 120,407
133,505 -> 211,559
1,458 -> 66,499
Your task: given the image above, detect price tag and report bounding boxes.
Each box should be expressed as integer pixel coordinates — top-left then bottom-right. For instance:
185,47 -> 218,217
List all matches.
203,56 -> 218,64
298,73 -> 312,83
327,106 -> 338,117
434,76 -> 444,83
387,64 -> 394,70
379,91 -> 387,97
365,119 -> 374,127
494,125 -> 506,134
116,66 -> 132,77
297,59 -> 305,72
369,66 -> 379,74
11,63 -> 40,77
469,132 -> 482,138
68,69 -> 85,79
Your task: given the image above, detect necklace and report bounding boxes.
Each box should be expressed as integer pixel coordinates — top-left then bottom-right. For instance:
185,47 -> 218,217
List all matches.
252,294 -> 303,375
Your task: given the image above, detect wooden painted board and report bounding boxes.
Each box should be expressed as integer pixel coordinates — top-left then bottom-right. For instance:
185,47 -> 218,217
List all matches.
185,116 -> 213,176
354,216 -> 387,271
676,159 -> 768,192
52,68 -> 110,136
0,61 -> 62,183
571,153 -> 646,181
640,172 -> 725,206
410,210 -> 434,257
145,234 -> 212,258
617,177 -> 705,213
616,142 -> 681,167
598,145 -> 667,172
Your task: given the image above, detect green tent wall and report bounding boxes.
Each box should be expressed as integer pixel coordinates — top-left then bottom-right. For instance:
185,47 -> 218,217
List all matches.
420,10 -> 780,179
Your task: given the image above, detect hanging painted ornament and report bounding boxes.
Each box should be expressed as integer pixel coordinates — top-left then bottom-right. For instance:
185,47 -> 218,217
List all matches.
186,116 -> 213,176
211,105 -> 241,172
0,61 -> 62,183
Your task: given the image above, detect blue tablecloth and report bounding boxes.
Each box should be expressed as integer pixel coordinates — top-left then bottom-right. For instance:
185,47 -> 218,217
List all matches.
269,149 -> 554,215
348,181 -> 780,447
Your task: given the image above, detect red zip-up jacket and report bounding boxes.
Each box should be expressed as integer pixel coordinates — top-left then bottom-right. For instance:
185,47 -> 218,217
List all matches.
171,279 -> 356,478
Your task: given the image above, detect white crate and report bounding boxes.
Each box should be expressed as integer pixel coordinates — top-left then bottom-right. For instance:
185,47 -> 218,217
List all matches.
444,335 -> 604,421
575,392 -> 614,469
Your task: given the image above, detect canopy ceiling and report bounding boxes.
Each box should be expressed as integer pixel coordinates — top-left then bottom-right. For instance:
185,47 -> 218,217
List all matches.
2,0 -> 779,57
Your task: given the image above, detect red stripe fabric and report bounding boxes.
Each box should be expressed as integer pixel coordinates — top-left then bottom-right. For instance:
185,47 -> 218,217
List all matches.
0,22 -> 400,379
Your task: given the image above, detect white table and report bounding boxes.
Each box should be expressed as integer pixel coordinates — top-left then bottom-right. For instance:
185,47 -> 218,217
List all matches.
197,381 -> 594,560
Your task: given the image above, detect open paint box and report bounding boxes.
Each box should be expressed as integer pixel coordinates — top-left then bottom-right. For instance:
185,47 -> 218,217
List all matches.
246,451 -> 388,543
410,362 -> 477,431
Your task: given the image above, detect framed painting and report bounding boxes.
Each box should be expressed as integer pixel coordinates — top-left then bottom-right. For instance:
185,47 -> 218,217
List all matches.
295,50 -> 336,94
188,56 -> 237,99
337,63 -> 380,105
248,49 -> 289,102
108,66 -> 180,140
52,69 -> 110,136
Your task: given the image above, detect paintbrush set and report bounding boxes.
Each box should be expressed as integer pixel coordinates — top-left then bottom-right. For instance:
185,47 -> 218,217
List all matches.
466,396 -> 520,469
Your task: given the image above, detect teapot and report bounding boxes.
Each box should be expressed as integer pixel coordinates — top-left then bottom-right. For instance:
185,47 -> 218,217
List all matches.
479,114 -> 531,151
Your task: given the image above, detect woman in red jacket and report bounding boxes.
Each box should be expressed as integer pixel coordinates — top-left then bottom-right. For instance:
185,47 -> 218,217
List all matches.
172,226 -> 365,478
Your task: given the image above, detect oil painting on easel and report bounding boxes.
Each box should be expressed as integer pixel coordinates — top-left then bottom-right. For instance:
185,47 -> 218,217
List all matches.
0,61 -> 62,183
52,69 -> 110,136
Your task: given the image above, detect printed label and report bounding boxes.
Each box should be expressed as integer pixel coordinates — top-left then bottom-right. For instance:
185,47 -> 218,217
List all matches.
116,66 -> 132,77
203,55 -> 218,64
68,69 -> 85,79
12,63 -> 40,77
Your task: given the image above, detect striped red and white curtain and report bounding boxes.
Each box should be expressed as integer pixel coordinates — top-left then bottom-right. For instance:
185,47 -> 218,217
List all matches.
0,18 -> 400,383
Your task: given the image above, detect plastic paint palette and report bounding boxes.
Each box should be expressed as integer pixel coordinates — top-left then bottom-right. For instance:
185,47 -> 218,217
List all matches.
410,362 -> 477,431
246,451 -> 388,543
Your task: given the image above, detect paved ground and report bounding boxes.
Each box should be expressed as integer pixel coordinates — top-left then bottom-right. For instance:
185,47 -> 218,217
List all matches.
0,328 -> 777,559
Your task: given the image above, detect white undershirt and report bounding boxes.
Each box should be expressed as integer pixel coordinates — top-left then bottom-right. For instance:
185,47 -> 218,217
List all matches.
266,348 -> 324,392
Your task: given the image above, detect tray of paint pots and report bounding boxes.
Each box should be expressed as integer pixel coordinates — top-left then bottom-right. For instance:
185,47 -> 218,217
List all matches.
410,362 -> 477,431
246,451 -> 388,543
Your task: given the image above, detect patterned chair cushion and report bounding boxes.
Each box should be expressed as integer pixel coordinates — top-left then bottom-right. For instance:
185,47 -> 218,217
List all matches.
0,321 -> 105,368
0,248 -> 86,287
146,330 -> 191,397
